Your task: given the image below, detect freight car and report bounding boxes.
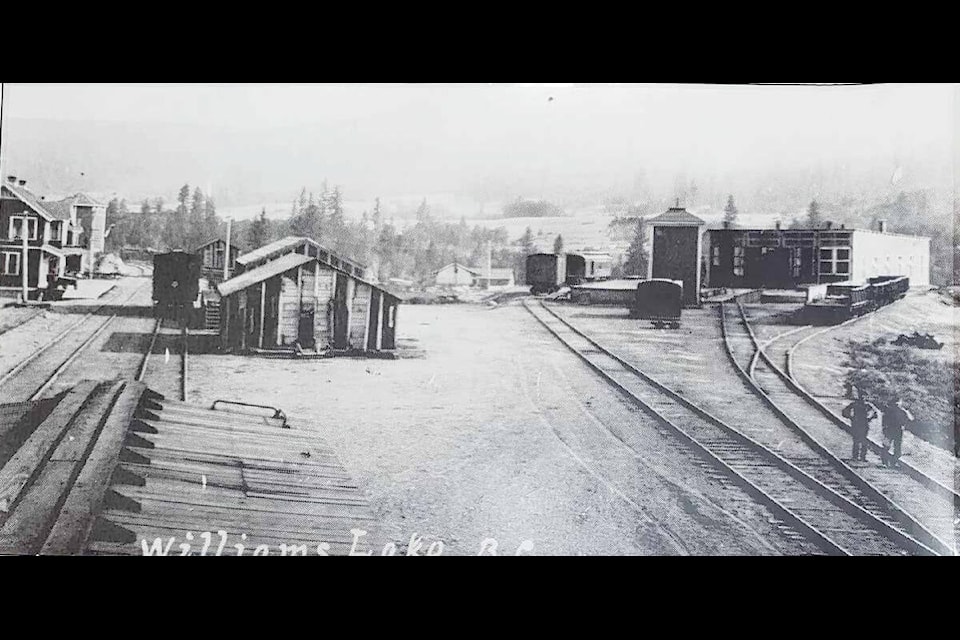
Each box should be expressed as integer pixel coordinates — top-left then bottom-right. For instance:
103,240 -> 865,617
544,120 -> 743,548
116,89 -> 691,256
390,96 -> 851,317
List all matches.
804,275 -> 910,325
153,251 -> 201,321
630,279 -> 683,328
526,251 -> 613,293
526,253 -> 567,294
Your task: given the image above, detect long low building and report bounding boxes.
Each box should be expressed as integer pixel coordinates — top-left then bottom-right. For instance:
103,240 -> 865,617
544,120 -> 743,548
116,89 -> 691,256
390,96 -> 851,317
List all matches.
705,221 -> 930,289
217,252 -> 399,353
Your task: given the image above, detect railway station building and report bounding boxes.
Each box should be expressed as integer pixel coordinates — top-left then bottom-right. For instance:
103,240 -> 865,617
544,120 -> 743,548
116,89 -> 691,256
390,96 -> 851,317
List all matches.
216,252 -> 400,353
0,176 -> 90,299
704,221 -> 930,290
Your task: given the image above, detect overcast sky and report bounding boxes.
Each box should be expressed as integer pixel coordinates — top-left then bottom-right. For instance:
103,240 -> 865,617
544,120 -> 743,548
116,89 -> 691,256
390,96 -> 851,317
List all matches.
1,83 -> 955,206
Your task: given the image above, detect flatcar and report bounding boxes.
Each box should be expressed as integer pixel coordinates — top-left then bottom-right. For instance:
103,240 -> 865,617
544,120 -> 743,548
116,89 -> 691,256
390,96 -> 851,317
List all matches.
630,279 -> 683,329
153,251 -> 201,320
868,275 -> 909,306
804,275 -> 910,325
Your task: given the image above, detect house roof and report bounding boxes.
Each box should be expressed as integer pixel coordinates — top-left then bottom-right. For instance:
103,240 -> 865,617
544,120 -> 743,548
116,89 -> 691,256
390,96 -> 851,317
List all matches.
195,237 -> 245,253
40,199 -> 73,221
437,262 -> 481,275
217,252 -> 314,297
1,183 -> 55,221
576,251 -> 613,261
648,207 -> 706,226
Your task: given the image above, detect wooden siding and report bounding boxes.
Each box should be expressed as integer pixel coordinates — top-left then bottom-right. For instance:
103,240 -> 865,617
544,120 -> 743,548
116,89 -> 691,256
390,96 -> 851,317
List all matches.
349,283 -> 371,348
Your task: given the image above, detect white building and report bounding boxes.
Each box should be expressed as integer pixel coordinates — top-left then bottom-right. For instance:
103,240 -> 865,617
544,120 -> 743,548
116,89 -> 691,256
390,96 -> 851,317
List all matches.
435,262 -> 480,287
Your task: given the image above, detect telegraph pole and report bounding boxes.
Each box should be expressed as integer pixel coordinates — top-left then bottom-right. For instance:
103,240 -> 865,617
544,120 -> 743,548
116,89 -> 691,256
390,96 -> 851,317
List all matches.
224,217 -> 232,280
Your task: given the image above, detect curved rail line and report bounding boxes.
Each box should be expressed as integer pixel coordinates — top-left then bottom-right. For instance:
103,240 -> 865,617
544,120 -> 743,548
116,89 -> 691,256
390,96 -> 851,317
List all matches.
722,300 -> 954,555
524,298 -> 936,555
739,301 -> 959,551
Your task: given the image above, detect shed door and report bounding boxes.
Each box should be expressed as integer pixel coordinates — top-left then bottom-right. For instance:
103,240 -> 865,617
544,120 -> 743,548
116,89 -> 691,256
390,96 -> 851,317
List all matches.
381,299 -> 397,350
333,272 -> 350,349
367,290 -> 382,351
299,308 -> 316,350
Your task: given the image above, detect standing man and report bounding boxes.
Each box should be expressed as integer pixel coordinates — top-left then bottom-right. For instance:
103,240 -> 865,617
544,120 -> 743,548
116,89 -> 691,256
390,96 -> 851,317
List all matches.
842,388 -> 877,462
881,396 -> 913,468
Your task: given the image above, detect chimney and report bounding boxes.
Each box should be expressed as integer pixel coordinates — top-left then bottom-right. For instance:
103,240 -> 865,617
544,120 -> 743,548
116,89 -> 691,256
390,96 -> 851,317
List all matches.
722,221 -> 730,230
878,219 -> 887,233
17,180 -> 26,187
775,220 -> 781,231
6,176 -> 16,184
839,223 -> 845,229
824,220 -> 833,230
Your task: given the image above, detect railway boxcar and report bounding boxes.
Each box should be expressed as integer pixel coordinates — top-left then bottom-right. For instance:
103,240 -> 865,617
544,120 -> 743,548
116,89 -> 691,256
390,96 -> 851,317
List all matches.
526,253 -> 567,294
153,251 -> 201,313
630,279 -> 683,328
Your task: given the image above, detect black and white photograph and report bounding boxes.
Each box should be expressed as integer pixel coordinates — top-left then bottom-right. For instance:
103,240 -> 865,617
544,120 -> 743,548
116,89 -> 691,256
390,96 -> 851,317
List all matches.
0,82 -> 955,556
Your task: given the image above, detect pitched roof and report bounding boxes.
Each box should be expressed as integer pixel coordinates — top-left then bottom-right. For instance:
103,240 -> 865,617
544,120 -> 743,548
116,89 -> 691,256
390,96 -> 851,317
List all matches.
236,236 -> 367,271
195,237 -> 246,253
437,262 -> 481,275
217,252 -> 314,297
1,183 -> 55,220
40,199 -> 73,221
648,207 -> 706,226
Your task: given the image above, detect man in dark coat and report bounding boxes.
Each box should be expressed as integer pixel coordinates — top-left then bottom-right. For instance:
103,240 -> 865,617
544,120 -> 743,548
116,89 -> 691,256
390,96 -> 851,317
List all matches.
881,397 -> 913,467
842,389 -> 877,462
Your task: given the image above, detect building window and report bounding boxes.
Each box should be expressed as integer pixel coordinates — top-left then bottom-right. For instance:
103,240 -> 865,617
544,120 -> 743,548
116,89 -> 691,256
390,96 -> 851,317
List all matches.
9,216 -> 39,241
2,252 -> 21,276
792,249 -> 802,278
733,246 -> 744,277
711,245 -> 720,267
819,247 -> 850,275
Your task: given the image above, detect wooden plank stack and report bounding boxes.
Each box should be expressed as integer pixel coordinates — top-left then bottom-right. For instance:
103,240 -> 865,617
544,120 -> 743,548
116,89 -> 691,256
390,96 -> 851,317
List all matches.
0,380 -> 380,555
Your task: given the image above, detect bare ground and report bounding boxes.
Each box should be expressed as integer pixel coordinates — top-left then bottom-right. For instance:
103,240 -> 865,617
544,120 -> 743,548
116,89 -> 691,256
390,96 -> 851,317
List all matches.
182,302 -> 814,555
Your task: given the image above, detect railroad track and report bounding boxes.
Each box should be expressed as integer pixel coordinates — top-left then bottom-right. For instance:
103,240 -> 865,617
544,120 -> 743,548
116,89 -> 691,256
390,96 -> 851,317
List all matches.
524,298 -> 937,555
721,301 -> 955,555
137,317 -> 189,402
736,301 -> 959,553
0,280 -> 153,403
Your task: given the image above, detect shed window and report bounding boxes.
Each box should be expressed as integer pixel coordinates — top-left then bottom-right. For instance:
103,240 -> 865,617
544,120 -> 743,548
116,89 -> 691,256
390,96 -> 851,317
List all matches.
2,252 -> 21,276
711,245 -> 720,267
733,245 -> 744,277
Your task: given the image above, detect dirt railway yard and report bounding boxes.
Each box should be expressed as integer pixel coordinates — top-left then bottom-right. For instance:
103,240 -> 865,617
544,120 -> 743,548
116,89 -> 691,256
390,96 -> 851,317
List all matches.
183,303 -> 820,555
2,279 -> 955,555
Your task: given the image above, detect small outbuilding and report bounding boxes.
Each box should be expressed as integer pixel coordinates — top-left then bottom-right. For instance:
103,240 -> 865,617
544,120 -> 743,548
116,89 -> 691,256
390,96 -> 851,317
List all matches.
217,253 -> 399,353
435,262 -> 480,287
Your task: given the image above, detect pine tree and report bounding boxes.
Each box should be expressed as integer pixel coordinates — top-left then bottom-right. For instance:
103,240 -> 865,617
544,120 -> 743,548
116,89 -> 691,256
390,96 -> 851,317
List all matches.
416,198 -> 430,223
723,195 -> 739,224
249,208 -> 271,249
807,200 -> 822,228
553,234 -> 564,254
623,217 -> 649,276
189,187 -> 206,248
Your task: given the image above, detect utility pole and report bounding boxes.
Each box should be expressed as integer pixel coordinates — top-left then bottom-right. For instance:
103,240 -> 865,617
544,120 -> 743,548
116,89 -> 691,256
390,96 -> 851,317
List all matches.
223,217 -> 232,281
487,241 -> 492,290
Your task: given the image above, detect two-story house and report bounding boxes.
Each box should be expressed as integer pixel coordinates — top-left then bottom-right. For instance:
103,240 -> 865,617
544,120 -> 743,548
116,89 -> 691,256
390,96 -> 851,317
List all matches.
0,175 -> 87,300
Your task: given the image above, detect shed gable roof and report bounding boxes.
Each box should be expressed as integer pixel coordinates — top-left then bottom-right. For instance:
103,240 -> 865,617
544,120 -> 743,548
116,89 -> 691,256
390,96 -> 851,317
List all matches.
217,253 -> 314,296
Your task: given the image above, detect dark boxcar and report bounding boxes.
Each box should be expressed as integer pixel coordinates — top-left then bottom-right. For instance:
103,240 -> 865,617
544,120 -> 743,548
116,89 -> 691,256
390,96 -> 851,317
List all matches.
526,253 -> 566,294
564,254 -> 586,285
805,283 -> 872,325
631,279 -> 683,328
153,251 -> 201,307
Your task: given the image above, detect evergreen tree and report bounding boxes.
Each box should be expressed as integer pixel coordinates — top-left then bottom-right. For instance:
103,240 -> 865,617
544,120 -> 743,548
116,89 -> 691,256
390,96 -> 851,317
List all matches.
623,217 -> 649,276
189,186 -> 206,248
553,234 -> 564,254
723,195 -> 739,224
249,208 -> 271,249
807,199 -> 822,228
516,226 -> 536,282
416,198 -> 430,223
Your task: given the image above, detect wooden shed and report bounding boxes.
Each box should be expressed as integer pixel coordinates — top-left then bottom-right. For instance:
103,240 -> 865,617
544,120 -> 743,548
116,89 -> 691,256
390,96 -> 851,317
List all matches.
217,253 -> 400,353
